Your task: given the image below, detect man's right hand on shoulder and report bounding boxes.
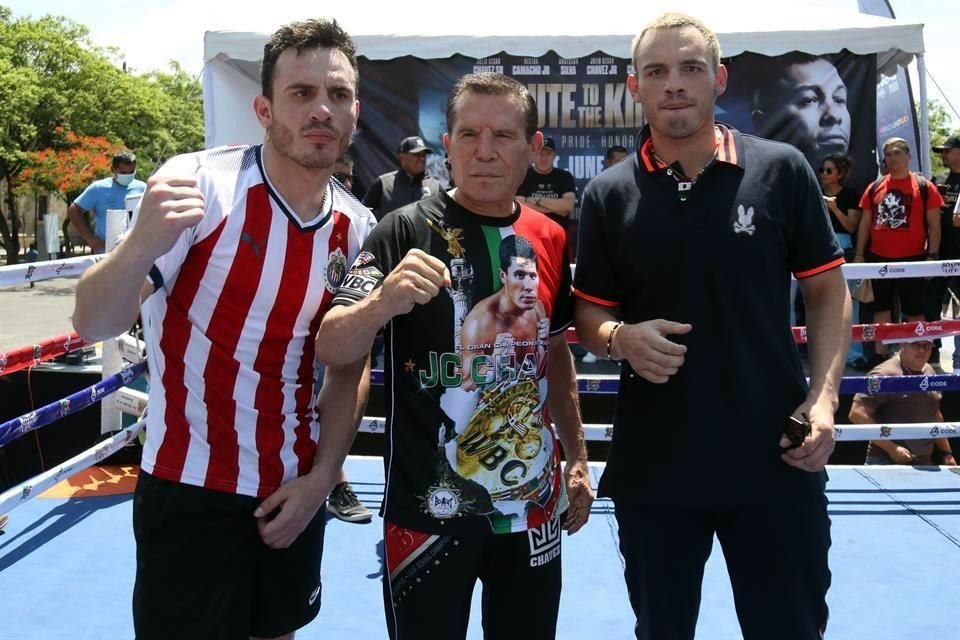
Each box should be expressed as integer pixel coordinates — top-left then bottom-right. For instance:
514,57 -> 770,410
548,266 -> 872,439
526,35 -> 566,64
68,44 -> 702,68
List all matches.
613,319 -> 692,384
380,248 -> 451,316
128,176 -> 204,260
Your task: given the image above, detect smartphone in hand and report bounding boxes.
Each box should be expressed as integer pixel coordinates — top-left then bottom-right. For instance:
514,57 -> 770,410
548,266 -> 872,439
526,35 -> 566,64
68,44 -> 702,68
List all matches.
782,415 -> 812,450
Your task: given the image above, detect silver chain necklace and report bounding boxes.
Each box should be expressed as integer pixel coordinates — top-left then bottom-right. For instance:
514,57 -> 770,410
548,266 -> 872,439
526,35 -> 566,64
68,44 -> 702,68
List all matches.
650,148 -> 718,201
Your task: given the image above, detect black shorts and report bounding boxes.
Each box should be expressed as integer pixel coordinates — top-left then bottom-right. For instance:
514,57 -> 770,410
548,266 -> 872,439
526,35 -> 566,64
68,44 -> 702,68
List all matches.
132,471 -> 326,640
867,253 -> 926,315
383,516 -> 563,640
613,490 -> 831,640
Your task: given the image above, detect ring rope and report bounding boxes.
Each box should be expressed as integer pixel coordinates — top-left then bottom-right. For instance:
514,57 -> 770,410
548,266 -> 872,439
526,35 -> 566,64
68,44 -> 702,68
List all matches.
840,259 -> 960,280
0,332 -> 90,377
0,255 -> 101,289
2,256 -> 956,291
0,361 -> 147,448
352,416 -> 959,443
793,319 -> 960,344
364,369 -> 960,395
0,419 -> 144,516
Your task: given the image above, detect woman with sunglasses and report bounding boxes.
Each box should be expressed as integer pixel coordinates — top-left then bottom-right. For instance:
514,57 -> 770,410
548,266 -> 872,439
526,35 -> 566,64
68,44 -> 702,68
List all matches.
820,153 -> 860,242
820,152 -> 864,367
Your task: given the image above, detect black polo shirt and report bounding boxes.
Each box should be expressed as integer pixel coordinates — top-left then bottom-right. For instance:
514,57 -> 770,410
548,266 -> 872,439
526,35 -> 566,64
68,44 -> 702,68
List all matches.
574,124 -> 843,508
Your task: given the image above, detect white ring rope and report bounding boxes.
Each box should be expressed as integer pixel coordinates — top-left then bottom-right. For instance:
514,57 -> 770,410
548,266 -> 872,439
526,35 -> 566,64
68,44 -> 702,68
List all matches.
0,255 -> 101,289
840,259 -> 960,280
0,420 -> 144,516
352,417 -> 959,443
3,256 -> 958,291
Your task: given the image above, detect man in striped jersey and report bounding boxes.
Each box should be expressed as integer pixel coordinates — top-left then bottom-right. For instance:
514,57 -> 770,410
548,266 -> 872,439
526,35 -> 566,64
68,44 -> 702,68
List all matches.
317,72 -> 592,640
73,19 -> 374,640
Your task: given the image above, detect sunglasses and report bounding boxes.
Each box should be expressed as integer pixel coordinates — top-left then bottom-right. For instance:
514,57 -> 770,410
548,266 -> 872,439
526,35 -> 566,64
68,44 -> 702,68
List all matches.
819,167 -> 835,175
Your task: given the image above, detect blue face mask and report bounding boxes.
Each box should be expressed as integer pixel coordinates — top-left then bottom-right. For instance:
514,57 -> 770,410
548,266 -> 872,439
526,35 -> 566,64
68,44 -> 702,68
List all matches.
115,172 -> 135,186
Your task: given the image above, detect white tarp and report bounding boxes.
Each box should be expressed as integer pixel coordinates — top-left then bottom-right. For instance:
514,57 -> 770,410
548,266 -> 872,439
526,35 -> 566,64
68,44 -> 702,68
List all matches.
202,1 -> 925,147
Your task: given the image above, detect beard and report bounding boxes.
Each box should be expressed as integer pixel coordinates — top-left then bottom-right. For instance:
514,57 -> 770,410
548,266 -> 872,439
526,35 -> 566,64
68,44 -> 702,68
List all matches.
654,88 -> 718,140
267,119 -> 345,170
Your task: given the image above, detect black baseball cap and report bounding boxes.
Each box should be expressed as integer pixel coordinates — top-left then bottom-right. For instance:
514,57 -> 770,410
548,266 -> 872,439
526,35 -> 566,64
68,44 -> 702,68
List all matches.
398,136 -> 433,154
932,135 -> 960,152
542,136 -> 557,151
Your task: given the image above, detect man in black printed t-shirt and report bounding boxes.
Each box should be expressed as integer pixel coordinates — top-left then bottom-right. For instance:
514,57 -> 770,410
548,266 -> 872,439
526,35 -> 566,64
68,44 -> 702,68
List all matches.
317,72 -> 592,640
516,136 -> 577,229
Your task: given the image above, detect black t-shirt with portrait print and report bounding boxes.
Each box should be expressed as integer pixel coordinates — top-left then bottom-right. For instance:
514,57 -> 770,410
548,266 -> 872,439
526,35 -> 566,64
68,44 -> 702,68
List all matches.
331,190 -> 573,536
516,166 -> 577,228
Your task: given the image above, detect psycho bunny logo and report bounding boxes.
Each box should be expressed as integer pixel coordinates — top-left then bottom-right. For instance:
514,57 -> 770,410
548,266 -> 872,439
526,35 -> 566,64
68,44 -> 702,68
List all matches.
733,205 -> 756,236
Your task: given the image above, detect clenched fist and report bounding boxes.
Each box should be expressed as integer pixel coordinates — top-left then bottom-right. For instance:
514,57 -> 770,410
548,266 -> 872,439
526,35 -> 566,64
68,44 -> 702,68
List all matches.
380,249 -> 451,316
128,175 -> 205,261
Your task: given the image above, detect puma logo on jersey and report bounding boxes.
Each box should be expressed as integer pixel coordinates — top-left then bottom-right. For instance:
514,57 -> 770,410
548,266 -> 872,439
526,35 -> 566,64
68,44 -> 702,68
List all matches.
239,232 -> 263,259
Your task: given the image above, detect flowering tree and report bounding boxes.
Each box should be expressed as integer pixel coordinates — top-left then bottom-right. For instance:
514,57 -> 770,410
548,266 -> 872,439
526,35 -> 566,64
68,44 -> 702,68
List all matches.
16,129 -> 123,201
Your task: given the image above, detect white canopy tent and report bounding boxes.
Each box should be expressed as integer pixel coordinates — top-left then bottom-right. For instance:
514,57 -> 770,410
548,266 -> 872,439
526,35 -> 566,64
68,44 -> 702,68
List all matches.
202,1 -> 930,171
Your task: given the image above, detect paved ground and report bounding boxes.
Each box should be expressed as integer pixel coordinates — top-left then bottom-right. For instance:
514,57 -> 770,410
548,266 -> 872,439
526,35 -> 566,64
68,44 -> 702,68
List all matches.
0,278 -> 79,353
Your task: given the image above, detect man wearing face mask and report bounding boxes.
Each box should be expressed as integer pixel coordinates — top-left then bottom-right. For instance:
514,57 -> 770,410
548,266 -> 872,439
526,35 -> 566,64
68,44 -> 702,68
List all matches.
67,150 -> 147,253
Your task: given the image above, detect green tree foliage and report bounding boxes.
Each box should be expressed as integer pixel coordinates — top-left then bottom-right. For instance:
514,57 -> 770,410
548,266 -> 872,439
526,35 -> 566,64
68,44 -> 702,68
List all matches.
0,7 -> 203,263
925,99 -> 957,178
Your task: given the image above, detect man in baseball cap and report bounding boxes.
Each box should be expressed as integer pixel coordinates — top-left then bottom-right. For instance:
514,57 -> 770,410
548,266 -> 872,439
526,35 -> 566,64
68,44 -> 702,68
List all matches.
850,338 -> 955,466
932,134 -> 960,370
363,135 -> 441,219
398,136 -> 433,154
932,134 -> 960,154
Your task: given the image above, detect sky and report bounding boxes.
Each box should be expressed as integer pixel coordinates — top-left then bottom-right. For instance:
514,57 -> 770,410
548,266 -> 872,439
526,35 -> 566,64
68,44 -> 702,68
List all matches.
4,0 -> 958,128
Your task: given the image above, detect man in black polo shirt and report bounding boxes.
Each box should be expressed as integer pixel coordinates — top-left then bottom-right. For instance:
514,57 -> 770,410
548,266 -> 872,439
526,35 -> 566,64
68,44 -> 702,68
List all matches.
573,12 -> 851,640
363,136 -> 442,220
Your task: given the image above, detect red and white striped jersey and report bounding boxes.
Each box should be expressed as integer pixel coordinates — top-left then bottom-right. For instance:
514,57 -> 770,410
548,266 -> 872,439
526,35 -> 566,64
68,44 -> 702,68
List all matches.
138,145 -> 375,497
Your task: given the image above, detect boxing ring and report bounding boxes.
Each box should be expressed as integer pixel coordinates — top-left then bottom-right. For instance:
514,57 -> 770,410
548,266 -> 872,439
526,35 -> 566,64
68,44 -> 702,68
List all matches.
1,257 -> 958,639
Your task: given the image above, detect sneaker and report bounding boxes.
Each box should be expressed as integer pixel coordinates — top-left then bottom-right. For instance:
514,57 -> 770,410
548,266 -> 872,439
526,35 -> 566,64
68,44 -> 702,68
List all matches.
581,352 -> 598,364
326,482 -> 372,523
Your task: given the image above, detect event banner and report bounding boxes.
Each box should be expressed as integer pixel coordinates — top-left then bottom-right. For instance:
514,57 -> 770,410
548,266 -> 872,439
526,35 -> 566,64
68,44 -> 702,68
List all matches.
352,50 -> 877,204
860,0 -> 922,172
